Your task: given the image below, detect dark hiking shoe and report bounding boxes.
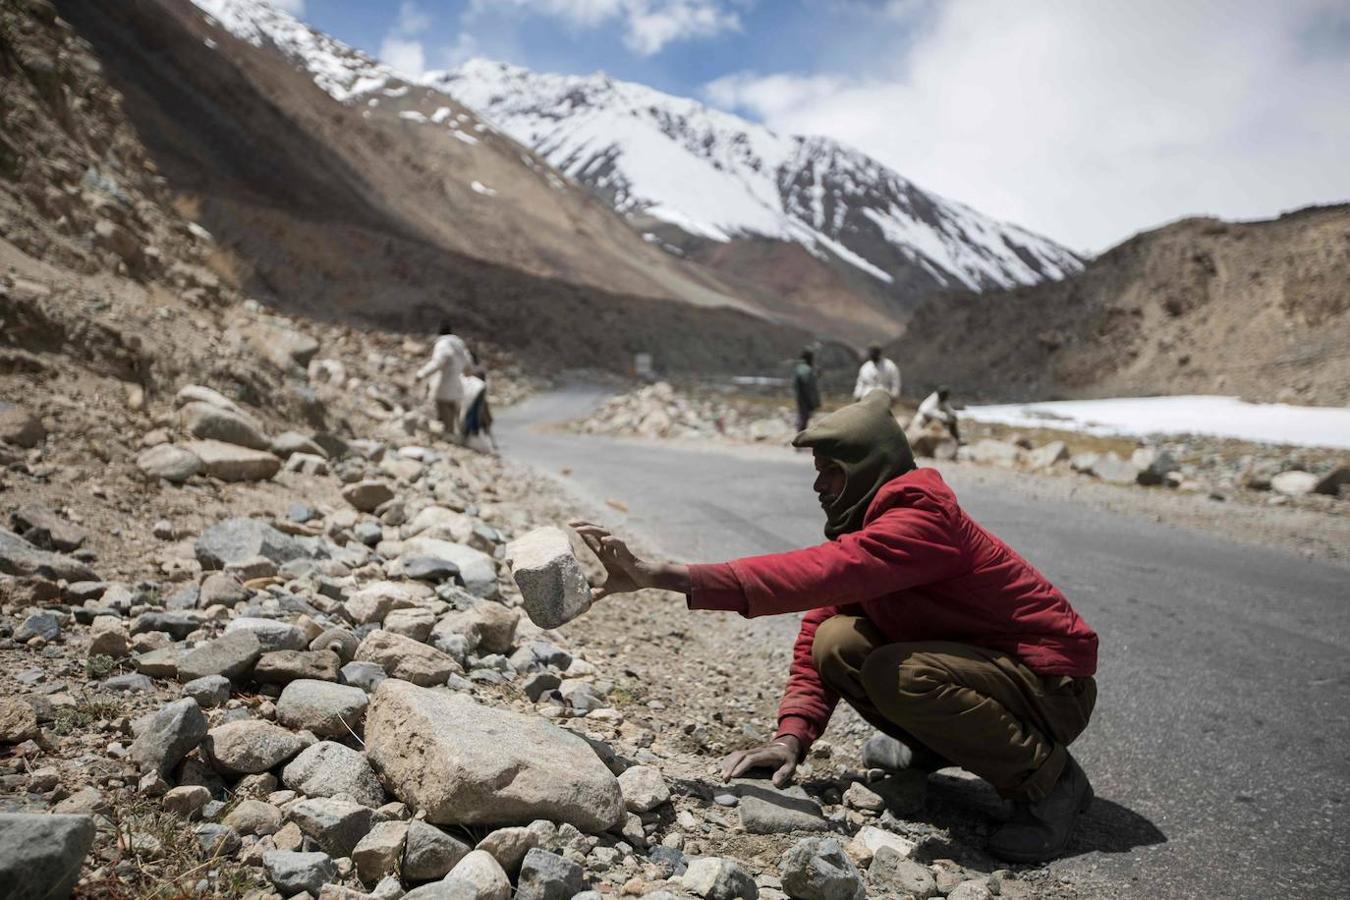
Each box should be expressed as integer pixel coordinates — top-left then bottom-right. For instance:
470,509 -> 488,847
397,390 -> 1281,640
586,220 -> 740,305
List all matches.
861,734 -> 948,774
988,755 -> 1094,863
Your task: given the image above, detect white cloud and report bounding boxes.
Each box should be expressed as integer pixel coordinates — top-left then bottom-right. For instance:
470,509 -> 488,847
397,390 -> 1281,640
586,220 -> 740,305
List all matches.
380,36 -> 427,77
271,0 -> 305,13
472,0 -> 740,55
703,0 -> 1350,251
381,1 -> 433,78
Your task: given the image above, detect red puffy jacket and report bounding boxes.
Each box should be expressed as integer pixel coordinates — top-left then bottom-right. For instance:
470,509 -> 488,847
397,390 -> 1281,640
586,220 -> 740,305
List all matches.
688,467 -> 1098,748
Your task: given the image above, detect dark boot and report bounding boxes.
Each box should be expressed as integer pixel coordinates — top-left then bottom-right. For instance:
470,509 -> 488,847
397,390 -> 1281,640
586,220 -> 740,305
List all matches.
988,754 -> 1093,863
861,733 -> 948,774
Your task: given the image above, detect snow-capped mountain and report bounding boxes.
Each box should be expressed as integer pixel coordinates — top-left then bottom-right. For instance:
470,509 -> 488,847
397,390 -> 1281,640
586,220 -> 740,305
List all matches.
426,59 -> 1084,294
182,0 -> 1081,344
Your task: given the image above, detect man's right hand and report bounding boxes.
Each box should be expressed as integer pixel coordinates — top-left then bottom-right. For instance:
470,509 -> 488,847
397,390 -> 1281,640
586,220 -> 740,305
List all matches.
720,736 -> 801,788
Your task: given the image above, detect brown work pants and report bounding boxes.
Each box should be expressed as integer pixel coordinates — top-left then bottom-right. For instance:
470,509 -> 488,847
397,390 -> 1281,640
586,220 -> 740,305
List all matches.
813,615 -> 1096,801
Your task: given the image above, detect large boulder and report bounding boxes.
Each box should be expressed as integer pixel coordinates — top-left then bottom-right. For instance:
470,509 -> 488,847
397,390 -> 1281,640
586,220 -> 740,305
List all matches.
343,480 -> 396,513
505,527 -> 592,629
246,322 -> 321,372
177,630 -> 263,682
276,680 -> 368,737
401,538 -> 498,598
403,819 -> 472,882
195,517 -> 310,570
225,617 -> 308,652
779,837 -> 864,900
179,401 -> 269,450
1130,447 -> 1179,486
263,850 -> 336,896
431,603 -> 520,656
1271,470 -> 1319,496
355,630 -> 459,687
181,441 -> 280,482
255,650 -> 342,684
1314,465 -> 1350,496
0,529 -> 97,581
0,813 -> 95,900
365,680 -> 625,832
1088,452 -> 1141,484
282,741 -> 385,808
960,440 -> 1021,467
136,444 -> 203,483
11,505 -> 87,552
288,797 -> 373,857
203,719 -> 307,776
129,698 -> 208,776
1024,441 -> 1069,471
0,402 -> 45,448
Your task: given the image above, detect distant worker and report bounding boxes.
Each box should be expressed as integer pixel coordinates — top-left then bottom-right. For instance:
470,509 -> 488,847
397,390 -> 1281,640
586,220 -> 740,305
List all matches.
853,345 -> 902,404
792,348 -> 822,433
416,320 -> 471,440
460,357 -> 497,453
912,386 -> 961,444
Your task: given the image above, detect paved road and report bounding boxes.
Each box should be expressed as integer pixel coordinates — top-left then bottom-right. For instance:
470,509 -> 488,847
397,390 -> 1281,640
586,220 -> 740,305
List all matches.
498,387 -> 1350,898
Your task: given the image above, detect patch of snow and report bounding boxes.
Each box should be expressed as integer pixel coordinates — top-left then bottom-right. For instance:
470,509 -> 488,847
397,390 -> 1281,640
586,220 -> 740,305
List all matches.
430,106 -> 453,124
398,110 -> 427,123
963,396 -> 1350,450
452,131 -> 478,145
470,180 -> 497,196
204,37 -> 217,49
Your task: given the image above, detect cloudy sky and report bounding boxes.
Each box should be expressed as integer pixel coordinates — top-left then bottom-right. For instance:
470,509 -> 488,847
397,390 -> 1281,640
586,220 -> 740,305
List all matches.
286,0 -> 1349,253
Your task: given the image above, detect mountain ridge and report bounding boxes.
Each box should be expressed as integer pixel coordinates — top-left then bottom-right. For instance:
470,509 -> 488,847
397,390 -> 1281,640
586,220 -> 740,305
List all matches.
429,58 -> 1085,305
891,203 -> 1350,405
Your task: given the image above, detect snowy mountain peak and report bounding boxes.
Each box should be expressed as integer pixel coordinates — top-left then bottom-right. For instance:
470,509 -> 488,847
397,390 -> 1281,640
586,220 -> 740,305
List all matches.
192,0 -> 400,102
428,58 -> 1084,293
189,1 -> 1081,304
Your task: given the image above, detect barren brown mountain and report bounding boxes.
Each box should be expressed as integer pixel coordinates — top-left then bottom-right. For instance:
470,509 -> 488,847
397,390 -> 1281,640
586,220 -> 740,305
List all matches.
892,205 -> 1350,405
49,0 -> 818,375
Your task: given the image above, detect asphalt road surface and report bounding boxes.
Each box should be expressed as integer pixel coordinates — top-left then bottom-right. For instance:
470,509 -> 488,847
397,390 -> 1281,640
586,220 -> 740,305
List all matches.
497,387 -> 1350,898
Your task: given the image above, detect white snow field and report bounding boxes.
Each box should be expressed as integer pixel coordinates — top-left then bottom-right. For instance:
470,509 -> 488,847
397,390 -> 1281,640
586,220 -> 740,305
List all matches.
963,396 -> 1350,450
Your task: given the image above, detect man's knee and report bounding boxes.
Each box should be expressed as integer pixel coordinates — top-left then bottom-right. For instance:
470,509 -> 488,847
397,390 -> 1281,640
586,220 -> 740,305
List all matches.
810,615 -> 872,689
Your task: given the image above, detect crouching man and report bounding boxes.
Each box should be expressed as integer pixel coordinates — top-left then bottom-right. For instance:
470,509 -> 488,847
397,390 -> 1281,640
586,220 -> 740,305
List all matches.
572,390 -> 1099,862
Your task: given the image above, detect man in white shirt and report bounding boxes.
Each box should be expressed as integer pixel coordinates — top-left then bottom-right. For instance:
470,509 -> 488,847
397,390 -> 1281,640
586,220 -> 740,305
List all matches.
853,345 -> 902,404
416,321 -> 471,439
911,386 -> 961,444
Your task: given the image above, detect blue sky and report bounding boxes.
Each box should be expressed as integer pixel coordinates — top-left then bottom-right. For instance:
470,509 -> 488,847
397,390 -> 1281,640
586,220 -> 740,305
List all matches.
279,0 -> 1350,252
296,1 -> 921,99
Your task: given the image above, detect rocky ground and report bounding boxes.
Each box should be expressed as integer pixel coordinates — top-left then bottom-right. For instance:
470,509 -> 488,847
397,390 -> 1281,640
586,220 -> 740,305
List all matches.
568,383 -> 1349,560
0,358 -> 1072,900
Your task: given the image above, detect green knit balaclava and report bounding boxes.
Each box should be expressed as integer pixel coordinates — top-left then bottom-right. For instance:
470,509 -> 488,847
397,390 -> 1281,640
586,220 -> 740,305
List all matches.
792,390 -> 917,539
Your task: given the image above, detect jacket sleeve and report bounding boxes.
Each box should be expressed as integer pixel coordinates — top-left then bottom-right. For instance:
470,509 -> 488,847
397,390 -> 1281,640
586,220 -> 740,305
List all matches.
775,606 -> 842,750
417,340 -> 449,380
688,500 -> 967,618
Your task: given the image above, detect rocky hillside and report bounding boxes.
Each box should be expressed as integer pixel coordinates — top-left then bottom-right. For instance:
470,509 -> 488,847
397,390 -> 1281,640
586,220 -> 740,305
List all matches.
434,59 -> 1084,341
892,205 -> 1350,405
45,0 -> 814,375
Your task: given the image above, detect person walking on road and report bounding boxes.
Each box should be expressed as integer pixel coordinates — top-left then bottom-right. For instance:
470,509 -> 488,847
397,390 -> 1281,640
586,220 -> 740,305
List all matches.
571,390 -> 1099,863
792,348 -> 822,433
416,320 -> 471,440
853,344 -> 902,404
911,386 -> 961,444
